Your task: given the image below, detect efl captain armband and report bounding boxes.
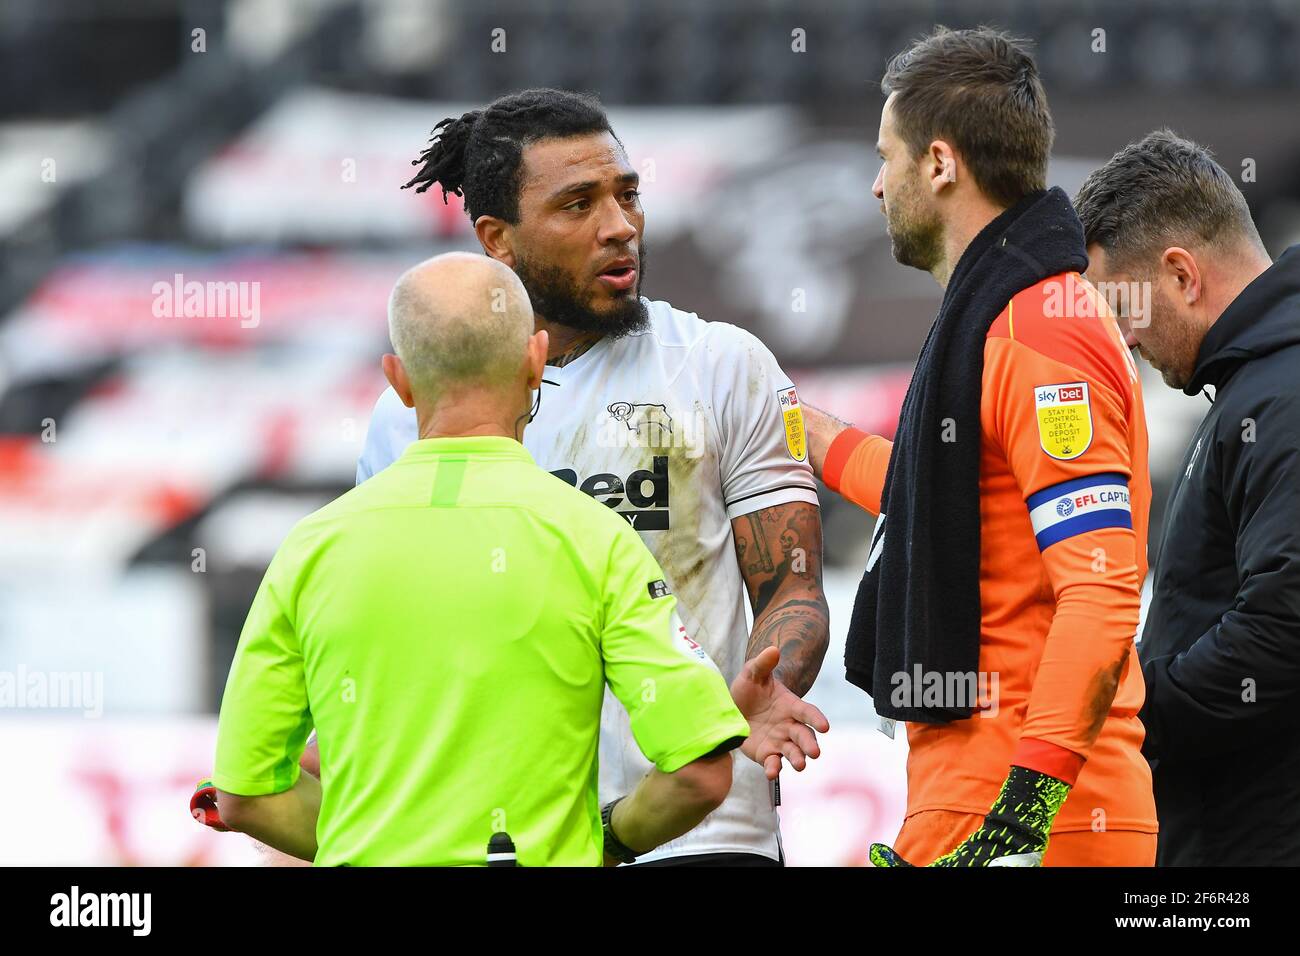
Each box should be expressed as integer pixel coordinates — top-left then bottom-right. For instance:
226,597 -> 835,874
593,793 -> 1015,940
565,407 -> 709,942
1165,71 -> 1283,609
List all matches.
1025,473 -> 1131,550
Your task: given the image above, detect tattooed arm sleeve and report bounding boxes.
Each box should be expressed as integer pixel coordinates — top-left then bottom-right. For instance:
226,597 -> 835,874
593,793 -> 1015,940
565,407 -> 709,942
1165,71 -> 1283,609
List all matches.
730,501 -> 830,697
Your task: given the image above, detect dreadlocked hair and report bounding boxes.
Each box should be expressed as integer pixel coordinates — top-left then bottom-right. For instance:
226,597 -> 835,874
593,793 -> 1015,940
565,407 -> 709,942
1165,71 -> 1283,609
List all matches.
402,88 -> 617,224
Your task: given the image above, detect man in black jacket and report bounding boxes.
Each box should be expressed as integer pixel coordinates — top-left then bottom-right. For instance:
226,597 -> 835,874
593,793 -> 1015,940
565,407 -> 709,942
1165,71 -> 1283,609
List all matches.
1076,129 -> 1300,865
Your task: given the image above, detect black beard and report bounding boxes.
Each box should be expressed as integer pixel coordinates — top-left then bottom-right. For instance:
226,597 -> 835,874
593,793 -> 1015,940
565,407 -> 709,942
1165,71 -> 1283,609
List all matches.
889,215 -> 943,273
514,246 -> 650,339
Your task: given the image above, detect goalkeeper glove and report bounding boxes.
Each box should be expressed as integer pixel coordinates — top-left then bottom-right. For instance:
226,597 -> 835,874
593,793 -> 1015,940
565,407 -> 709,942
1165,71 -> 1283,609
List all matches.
870,765 -> 1070,867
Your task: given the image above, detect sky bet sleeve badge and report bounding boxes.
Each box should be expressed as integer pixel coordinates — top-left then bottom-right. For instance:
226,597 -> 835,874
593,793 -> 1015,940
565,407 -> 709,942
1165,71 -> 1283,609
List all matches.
1034,382 -> 1093,460
777,385 -> 807,462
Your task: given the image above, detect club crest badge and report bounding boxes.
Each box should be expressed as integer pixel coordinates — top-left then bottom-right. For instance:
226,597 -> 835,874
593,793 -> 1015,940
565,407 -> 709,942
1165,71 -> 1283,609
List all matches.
607,401 -> 673,446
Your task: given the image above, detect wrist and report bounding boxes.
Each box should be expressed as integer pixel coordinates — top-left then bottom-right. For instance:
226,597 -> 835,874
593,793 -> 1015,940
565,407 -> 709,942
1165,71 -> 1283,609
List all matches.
601,798 -> 638,865
1011,738 -> 1085,786
987,765 -> 1071,843
823,427 -> 869,492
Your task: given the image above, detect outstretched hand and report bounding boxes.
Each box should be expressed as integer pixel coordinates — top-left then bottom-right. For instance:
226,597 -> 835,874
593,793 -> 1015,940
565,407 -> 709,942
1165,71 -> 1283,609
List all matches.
729,646 -> 830,780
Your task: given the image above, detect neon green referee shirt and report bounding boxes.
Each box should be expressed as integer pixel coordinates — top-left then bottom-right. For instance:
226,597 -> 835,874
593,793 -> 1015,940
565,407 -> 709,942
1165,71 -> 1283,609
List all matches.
212,436 -> 749,866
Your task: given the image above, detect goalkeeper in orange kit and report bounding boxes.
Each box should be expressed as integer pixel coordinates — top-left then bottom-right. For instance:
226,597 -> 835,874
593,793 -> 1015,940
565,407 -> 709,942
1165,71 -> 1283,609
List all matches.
804,27 -> 1156,866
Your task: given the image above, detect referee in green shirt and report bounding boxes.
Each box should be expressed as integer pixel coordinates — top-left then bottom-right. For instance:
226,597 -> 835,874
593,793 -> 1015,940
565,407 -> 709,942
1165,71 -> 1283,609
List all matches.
211,253 -> 828,866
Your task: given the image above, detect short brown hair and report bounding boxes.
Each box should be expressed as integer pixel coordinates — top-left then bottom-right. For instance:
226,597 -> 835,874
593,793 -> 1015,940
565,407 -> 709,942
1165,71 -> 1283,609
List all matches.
1074,129 -> 1262,273
882,26 -> 1053,208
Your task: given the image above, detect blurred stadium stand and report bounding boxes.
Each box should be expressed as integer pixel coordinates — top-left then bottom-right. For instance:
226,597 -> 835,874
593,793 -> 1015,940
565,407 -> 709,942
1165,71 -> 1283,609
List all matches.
1,0 -> 1297,864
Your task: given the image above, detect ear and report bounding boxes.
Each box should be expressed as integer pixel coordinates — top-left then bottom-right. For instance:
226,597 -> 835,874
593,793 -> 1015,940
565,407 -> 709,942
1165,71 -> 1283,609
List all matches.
1161,247 -> 1203,305
382,353 -> 415,408
475,216 -> 516,269
525,329 -> 549,390
926,139 -> 958,194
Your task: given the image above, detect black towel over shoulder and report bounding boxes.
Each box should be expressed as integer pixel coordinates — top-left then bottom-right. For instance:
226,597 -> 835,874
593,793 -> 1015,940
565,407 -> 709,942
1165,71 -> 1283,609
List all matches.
845,187 -> 1088,722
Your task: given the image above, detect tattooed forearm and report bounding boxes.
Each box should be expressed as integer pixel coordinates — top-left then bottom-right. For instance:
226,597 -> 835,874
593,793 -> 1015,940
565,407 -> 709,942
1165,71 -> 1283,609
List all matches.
733,501 -> 829,697
746,601 -> 830,698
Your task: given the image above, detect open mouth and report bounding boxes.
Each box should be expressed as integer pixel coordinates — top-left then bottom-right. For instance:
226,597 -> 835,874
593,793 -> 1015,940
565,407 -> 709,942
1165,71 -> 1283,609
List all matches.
596,261 -> 638,291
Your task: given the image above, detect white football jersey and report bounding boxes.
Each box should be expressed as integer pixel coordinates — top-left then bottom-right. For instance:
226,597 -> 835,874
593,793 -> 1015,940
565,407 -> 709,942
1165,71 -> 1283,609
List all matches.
357,297 -> 819,863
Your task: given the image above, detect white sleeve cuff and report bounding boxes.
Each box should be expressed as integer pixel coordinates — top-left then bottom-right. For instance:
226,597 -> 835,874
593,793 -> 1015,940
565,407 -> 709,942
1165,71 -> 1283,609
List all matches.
723,485 -> 820,521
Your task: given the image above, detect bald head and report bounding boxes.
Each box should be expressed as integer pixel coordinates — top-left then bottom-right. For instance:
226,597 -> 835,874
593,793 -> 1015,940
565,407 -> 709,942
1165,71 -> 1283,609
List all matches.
388,252 -> 534,403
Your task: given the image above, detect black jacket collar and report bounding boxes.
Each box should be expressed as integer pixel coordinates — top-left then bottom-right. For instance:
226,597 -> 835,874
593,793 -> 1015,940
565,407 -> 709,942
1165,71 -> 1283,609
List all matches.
1187,244 -> 1300,395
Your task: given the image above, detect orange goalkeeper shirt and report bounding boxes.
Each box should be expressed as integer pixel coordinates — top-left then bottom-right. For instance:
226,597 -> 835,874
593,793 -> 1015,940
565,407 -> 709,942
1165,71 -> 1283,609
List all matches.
825,272 -> 1157,833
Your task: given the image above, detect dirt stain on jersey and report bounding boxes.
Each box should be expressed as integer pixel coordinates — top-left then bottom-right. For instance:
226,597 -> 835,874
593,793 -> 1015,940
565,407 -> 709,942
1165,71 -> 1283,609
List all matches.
1080,647 -> 1129,742
648,403 -> 722,661
562,421 -> 591,465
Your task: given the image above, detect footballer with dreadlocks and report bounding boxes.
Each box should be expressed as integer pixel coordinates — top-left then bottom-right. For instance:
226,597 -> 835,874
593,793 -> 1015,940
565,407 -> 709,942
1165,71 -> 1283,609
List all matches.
361,89 -> 828,866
